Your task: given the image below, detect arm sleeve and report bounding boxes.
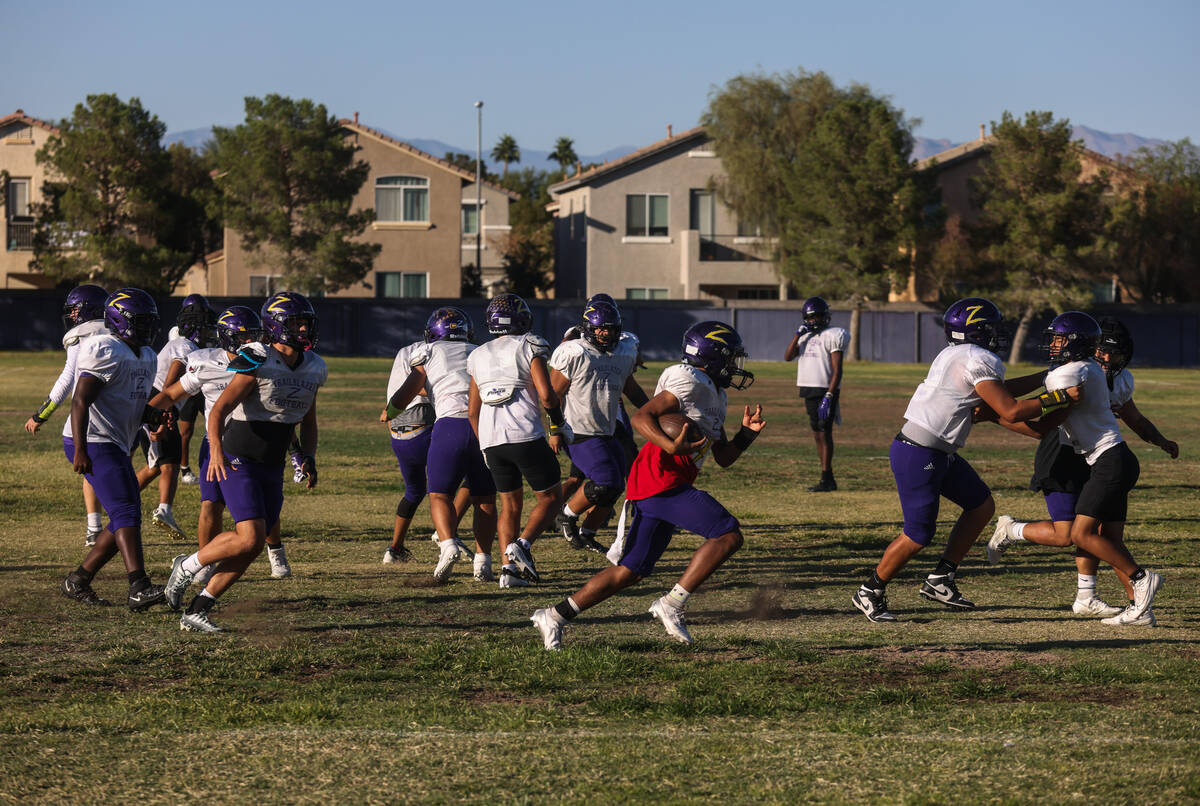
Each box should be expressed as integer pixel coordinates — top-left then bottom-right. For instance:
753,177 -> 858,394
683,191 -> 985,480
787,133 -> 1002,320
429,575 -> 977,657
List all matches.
548,341 -> 576,375
830,329 -> 850,353
1044,364 -> 1083,393
409,343 -> 432,368
525,334 -> 551,361
964,350 -> 1005,387
75,340 -> 120,384
48,343 -> 82,405
178,355 -> 204,397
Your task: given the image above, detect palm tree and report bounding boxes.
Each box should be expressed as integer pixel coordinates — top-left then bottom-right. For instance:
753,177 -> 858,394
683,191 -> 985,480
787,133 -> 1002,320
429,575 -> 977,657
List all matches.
491,134 -> 520,177
548,136 -> 578,179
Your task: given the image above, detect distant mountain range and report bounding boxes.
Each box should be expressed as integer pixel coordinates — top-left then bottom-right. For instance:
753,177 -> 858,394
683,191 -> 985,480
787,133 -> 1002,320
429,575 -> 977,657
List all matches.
165,124 -> 1169,166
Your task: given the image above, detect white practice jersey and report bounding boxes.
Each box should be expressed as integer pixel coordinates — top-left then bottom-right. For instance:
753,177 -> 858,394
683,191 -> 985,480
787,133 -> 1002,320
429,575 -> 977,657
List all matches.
386,342 -> 432,409
231,345 -> 328,425
410,340 -> 474,420
655,363 -> 728,470
63,334 -> 156,450
1047,359 -> 1123,465
179,347 -> 235,414
468,333 -> 551,450
49,319 -> 110,409
903,343 -> 1005,449
154,335 -> 198,400
549,336 -> 638,436
794,326 -> 849,388
1109,368 -> 1134,409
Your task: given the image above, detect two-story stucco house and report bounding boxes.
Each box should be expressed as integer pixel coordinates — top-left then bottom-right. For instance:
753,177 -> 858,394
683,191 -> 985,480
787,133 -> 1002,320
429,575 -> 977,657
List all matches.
1,110 -> 59,290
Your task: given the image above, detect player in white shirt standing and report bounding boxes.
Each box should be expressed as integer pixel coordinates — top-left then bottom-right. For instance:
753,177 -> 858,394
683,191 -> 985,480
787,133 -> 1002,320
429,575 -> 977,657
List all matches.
25,284 -> 110,546
852,297 -> 1076,623
467,293 -> 565,588
60,288 -> 168,611
986,314 -> 1169,626
386,307 -> 498,583
173,295 -> 218,486
784,296 -> 848,492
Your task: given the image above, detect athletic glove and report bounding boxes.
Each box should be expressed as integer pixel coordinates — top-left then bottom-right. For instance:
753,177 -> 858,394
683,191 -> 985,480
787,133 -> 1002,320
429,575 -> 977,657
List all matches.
816,393 -> 834,423
31,397 -> 58,424
796,324 -> 810,337
1038,389 -> 1071,417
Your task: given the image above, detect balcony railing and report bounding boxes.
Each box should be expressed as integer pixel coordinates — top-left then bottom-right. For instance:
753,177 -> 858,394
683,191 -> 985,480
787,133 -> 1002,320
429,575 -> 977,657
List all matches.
698,234 -> 772,262
6,220 -> 33,251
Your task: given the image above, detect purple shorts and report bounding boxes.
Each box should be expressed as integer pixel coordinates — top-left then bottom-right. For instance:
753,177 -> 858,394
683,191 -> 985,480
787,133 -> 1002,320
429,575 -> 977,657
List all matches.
425,417 -> 495,497
391,428 -> 433,504
889,439 -> 990,546
63,437 -> 141,532
617,485 -> 740,576
197,439 -> 224,505
1044,491 -> 1078,522
566,434 -> 626,490
216,455 -> 284,532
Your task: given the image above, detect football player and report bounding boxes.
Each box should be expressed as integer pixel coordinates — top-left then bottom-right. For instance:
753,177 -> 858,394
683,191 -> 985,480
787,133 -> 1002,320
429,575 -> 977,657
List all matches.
548,299 -> 647,553
852,298 -> 1077,623
163,292 -> 327,632
467,293 -> 565,587
60,288 -> 168,611
173,294 -> 217,486
386,307 -> 498,582
784,296 -> 848,492
25,284 -> 110,546
531,321 -> 763,650
135,294 -> 215,540
987,314 -> 1171,625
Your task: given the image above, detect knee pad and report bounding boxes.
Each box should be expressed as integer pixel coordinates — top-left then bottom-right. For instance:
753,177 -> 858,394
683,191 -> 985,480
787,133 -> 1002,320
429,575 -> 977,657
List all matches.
396,496 -> 420,518
584,480 -> 622,508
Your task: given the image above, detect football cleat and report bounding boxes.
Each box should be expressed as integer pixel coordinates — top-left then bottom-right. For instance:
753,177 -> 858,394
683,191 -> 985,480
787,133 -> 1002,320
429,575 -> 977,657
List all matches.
153,509 -> 187,541
454,538 -> 473,561
383,546 -> 413,564
920,573 -> 975,609
61,574 -> 111,606
649,597 -> 694,645
179,467 -> 200,485
504,541 -> 539,582
1072,597 -> 1124,618
556,512 -> 586,549
986,515 -> 1018,563
127,582 -> 167,612
180,609 -> 225,633
1130,570 -> 1162,618
1102,605 -> 1156,627
499,566 -> 530,588
530,608 -> 563,651
578,531 -> 608,555
433,539 -> 459,582
164,553 -> 193,610
428,532 -> 440,544
85,528 -> 100,547
807,478 -> 837,493
267,545 -> 291,578
852,586 -> 896,622
473,553 -> 494,582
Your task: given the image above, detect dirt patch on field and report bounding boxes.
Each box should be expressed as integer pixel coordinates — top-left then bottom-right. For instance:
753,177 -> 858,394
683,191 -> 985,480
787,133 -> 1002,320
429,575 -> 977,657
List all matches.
837,646 -> 1063,670
460,687 -> 549,706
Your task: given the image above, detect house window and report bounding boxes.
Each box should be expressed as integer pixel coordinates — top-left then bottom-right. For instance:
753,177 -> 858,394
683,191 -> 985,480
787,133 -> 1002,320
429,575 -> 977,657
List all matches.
249,275 -> 281,297
462,202 -> 479,235
626,287 -> 668,300
736,219 -> 762,238
625,194 -> 668,237
6,178 -> 30,217
736,287 -> 777,300
376,176 -> 429,222
378,271 -> 428,298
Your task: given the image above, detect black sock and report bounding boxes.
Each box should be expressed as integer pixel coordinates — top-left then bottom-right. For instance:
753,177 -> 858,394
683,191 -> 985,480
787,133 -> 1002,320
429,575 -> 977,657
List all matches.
1130,568 -> 1146,582
74,566 -> 94,583
553,600 -> 579,622
932,558 -> 958,577
866,571 -> 885,590
821,470 -> 834,482
127,570 -> 149,591
186,594 -> 215,615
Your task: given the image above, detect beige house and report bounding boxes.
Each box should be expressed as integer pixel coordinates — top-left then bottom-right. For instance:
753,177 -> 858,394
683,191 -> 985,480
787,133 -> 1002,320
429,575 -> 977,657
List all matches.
198,116 -> 517,299
549,126 -> 786,302
1,110 -> 58,290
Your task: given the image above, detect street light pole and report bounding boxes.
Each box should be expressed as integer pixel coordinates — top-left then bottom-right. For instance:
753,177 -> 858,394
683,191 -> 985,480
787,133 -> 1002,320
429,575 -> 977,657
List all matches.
474,101 -> 483,294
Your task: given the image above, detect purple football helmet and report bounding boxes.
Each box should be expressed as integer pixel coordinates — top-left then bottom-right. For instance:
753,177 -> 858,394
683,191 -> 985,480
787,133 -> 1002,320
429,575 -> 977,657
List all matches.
1042,311 -> 1101,365
104,288 -> 160,348
261,292 -> 318,350
943,297 -> 1009,353
62,284 -> 108,331
424,307 -> 474,343
681,321 -> 754,390
581,299 -> 622,352
215,306 -> 264,353
1096,317 -> 1134,378
485,293 -> 533,336
177,293 -> 216,346
801,296 -> 831,332
587,293 -> 620,313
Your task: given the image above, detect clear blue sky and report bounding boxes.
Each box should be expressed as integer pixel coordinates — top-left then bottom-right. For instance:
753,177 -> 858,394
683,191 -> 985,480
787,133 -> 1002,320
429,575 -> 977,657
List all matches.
4,0 -> 1197,155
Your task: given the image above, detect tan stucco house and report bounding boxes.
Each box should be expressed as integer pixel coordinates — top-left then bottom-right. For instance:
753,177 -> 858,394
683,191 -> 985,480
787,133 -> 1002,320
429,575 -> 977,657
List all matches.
1,110 -> 59,290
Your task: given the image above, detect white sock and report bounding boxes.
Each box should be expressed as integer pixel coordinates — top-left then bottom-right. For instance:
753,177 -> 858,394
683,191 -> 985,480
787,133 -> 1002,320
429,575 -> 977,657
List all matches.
562,502 -> 580,518
87,513 -> 102,531
156,503 -> 172,516
1076,574 -> 1097,600
517,537 -> 531,551
665,584 -> 690,609
1013,521 -> 1028,540
181,552 -> 204,575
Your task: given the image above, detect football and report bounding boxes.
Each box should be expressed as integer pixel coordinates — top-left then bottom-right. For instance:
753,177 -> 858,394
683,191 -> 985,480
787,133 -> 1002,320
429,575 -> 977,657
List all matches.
658,412 -> 701,442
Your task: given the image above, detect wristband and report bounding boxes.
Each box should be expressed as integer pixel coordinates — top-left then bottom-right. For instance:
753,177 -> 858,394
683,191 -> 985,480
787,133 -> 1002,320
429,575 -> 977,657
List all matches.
32,397 -> 58,423
1038,389 -> 1070,416
732,425 -> 758,452
545,405 -> 565,427
385,402 -> 402,420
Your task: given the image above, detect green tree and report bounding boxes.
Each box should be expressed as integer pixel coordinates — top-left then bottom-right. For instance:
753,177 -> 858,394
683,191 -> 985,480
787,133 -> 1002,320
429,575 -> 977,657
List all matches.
548,137 -> 578,179
31,94 -> 202,293
970,110 -> 1110,359
1103,139 -> 1200,302
491,134 -> 521,177
497,167 -> 555,296
212,95 -> 379,294
444,152 -> 496,183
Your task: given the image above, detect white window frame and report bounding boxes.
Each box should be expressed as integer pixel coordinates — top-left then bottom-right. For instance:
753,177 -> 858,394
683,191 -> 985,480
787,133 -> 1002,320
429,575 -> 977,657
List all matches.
377,271 -> 429,298
6,178 -> 31,218
374,175 -> 430,227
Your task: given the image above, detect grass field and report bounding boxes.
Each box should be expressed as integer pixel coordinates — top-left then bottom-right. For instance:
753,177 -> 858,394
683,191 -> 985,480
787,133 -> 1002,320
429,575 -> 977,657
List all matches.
1,350 -> 1198,804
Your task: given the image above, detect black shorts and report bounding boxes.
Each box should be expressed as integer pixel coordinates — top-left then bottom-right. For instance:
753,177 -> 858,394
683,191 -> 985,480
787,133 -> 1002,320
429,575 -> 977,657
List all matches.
798,386 -> 838,433
1029,432 -> 1090,494
141,423 -> 182,467
177,393 -> 205,425
484,439 -> 560,494
1075,442 -> 1140,522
